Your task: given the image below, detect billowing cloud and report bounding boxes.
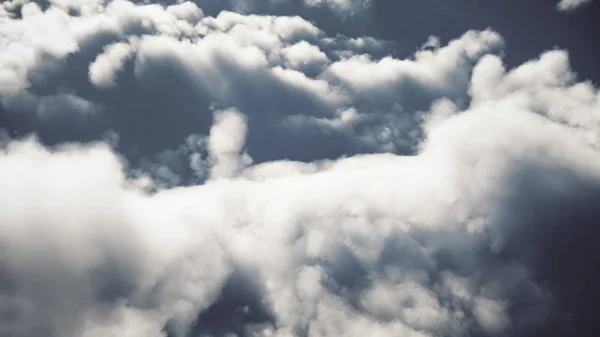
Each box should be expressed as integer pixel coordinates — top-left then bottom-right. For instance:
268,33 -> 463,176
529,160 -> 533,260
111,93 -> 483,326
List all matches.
0,1 -> 599,337
2,78 -> 599,336
0,0 -> 501,166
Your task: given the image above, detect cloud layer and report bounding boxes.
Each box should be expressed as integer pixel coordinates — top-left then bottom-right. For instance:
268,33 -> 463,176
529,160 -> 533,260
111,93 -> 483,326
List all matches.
1,1 -> 599,337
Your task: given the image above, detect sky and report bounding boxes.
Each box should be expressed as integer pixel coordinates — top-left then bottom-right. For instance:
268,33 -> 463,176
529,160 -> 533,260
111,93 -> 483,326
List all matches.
0,1 -> 599,337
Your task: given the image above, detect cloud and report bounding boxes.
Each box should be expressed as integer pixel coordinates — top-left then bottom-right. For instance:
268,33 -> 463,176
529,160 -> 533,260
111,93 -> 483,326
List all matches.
303,0 -> 371,16
89,42 -> 135,89
1,1 -> 600,337
2,0 -> 498,167
557,0 -> 592,11
0,138 -> 231,337
2,48 -> 600,336
2,78 -> 599,335
208,108 -> 253,179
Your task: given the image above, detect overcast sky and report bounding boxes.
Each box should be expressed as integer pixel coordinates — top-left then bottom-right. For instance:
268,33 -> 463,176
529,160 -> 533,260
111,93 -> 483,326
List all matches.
1,1 -> 599,337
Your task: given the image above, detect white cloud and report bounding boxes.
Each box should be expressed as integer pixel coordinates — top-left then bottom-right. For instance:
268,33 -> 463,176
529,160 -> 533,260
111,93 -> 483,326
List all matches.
0,2 -> 599,337
0,138 -> 230,337
470,50 -> 600,142
2,63 -> 599,334
557,0 -> 592,11
208,108 -> 253,179
89,42 -> 134,89
49,0 -> 106,15
325,29 -> 504,108
0,1 -> 504,157
166,2 -> 204,23
281,40 -> 329,72
0,2 -> 79,93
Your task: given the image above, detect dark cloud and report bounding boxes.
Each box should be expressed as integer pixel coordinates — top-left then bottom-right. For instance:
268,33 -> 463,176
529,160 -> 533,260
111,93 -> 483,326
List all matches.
490,161 -> 600,337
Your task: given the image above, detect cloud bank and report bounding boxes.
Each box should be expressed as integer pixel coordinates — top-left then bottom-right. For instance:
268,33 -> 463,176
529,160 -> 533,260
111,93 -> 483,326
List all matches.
1,1 -> 599,337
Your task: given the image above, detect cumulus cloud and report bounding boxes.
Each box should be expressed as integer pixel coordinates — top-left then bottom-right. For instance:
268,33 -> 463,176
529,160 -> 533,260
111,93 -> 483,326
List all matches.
2,77 -> 599,336
208,108 -> 253,179
89,42 -> 135,89
1,1 -> 600,337
557,0 -> 592,11
0,139 -> 230,337
1,0 -> 501,164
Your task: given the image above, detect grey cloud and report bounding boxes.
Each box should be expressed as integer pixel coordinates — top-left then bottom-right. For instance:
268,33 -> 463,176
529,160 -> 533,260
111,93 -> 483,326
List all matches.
0,1 -> 589,179
0,1 -> 431,171
1,93 -> 599,337
5,82 -> 599,336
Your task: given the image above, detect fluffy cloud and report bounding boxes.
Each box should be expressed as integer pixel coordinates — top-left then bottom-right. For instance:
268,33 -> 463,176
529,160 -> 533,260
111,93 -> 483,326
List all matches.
1,1 -> 600,337
1,0 -> 501,166
0,139 -> 230,337
89,42 -> 135,89
2,77 -> 599,335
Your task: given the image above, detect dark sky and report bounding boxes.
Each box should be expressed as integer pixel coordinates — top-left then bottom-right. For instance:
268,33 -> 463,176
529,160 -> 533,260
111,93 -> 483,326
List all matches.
365,0 -> 600,83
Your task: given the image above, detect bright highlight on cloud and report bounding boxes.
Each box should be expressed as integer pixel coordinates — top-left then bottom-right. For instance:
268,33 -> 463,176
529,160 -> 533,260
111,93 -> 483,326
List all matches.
0,1 -> 599,337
